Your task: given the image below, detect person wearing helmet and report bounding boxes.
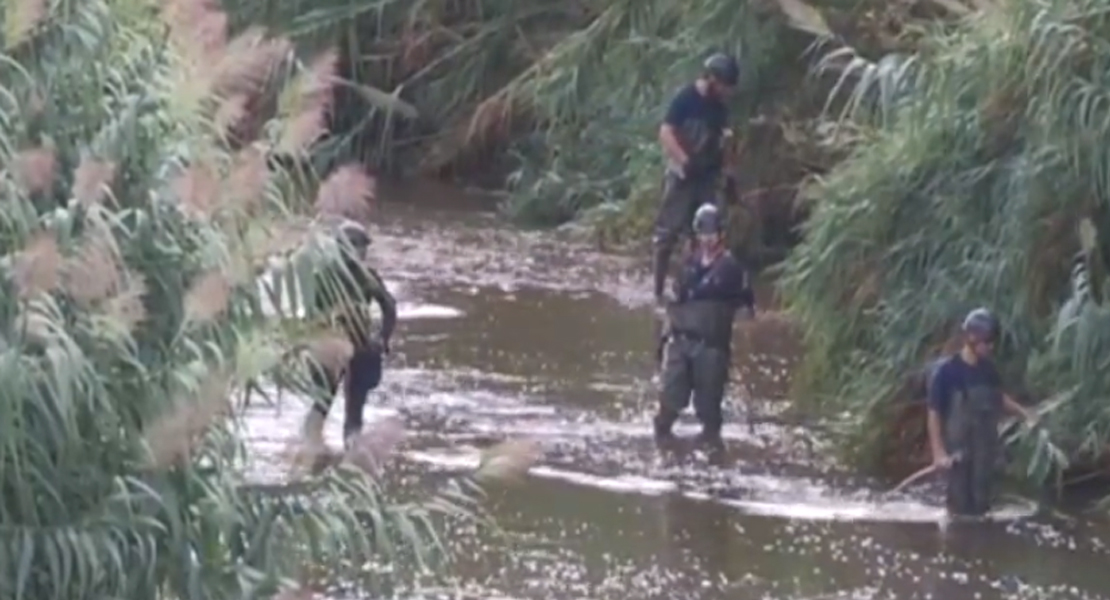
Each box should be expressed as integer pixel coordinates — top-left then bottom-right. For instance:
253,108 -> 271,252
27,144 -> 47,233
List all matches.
652,52 -> 740,306
654,203 -> 755,448
926,308 -> 1035,516
304,220 -> 398,447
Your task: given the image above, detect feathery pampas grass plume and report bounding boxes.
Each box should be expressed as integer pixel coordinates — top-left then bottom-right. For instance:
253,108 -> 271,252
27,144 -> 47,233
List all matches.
71,156 -> 117,207
184,269 -> 232,323
306,333 -> 354,376
101,274 -> 148,333
214,93 -> 249,136
162,0 -> 227,65
276,50 -> 338,155
226,147 -> 270,213
344,416 -> 407,475
10,232 -> 62,299
61,235 -> 122,306
143,372 -> 233,468
212,28 -> 292,98
475,438 -> 543,483
313,164 -> 376,225
172,162 -> 221,219
13,145 -> 57,194
4,0 -> 48,50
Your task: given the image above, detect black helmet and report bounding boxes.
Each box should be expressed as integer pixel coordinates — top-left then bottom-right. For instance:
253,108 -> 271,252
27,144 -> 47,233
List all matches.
962,307 -> 999,342
339,220 -> 371,250
692,203 -> 724,235
703,53 -> 740,87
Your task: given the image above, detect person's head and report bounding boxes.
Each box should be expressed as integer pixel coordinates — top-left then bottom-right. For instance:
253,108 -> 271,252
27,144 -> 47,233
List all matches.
339,220 -> 371,261
961,307 -> 1000,360
702,53 -> 739,99
692,203 -> 725,251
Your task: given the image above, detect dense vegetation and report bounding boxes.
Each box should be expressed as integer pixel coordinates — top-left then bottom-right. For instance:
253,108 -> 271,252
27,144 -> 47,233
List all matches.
782,0 -> 1110,491
0,0 -> 537,598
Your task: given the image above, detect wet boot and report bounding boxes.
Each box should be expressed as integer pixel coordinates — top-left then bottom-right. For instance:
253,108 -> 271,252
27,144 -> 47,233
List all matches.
694,424 -> 724,451
653,407 -> 679,441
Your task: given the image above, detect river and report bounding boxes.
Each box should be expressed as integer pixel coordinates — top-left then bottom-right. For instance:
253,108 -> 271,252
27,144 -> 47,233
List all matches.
243,181 -> 1110,600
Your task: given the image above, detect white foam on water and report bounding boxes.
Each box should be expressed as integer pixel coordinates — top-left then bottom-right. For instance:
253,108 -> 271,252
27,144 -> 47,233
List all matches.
529,467 -> 678,495
402,448 -> 679,495
400,447 -> 1038,524
255,265 -> 462,321
688,492 -> 1038,523
397,302 -> 465,319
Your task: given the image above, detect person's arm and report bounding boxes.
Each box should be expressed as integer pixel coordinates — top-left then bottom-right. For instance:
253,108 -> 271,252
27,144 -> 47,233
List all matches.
659,89 -> 691,169
1002,393 -> 1035,423
717,256 -> 756,315
361,266 -> 397,352
926,366 -> 952,466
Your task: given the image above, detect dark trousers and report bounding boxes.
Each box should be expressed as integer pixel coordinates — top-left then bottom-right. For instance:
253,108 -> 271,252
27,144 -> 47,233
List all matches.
654,335 -> 730,436
652,173 -> 718,298
309,345 -> 383,440
945,408 -> 1000,516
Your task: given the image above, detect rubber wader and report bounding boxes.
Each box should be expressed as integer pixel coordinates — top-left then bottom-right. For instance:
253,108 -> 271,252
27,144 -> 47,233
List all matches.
944,382 -> 1002,516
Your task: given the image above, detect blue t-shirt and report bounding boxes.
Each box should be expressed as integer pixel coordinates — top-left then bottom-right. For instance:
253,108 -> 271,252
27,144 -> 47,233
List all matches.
926,354 -> 1002,420
663,83 -> 729,181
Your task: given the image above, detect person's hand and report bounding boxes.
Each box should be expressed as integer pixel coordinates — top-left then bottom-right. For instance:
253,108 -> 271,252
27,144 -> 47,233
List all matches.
377,337 -> 391,355
932,450 -> 955,470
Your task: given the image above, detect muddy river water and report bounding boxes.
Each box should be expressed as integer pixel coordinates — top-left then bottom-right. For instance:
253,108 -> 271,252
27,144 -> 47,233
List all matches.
244,182 -> 1110,600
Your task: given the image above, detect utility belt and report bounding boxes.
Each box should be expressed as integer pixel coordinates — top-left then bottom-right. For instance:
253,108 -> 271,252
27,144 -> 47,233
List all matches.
665,328 -> 730,350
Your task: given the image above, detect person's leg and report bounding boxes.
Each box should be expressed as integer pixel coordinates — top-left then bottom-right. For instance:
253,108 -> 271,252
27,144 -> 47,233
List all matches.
655,337 -> 693,439
944,404 -> 975,516
652,174 -> 696,300
968,413 -> 999,516
691,345 -> 730,443
303,360 -> 341,440
342,345 -> 384,443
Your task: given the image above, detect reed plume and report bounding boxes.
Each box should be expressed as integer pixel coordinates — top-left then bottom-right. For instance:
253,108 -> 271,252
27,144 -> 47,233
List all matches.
183,269 -> 232,324
71,156 -> 118,207
143,372 -> 233,469
313,164 -> 376,225
4,0 -> 48,49
13,146 -> 57,194
61,235 -> 122,306
10,232 -> 62,299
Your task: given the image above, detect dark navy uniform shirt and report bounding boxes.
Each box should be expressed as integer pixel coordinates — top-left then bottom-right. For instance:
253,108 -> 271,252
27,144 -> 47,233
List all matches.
674,250 -> 755,310
663,83 -> 729,182
927,354 -> 1002,421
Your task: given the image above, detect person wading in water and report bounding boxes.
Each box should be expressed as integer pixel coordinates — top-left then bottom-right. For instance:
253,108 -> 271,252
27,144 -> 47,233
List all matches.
927,308 -> 1036,517
653,52 -> 740,306
302,220 -> 397,449
654,204 -> 755,449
